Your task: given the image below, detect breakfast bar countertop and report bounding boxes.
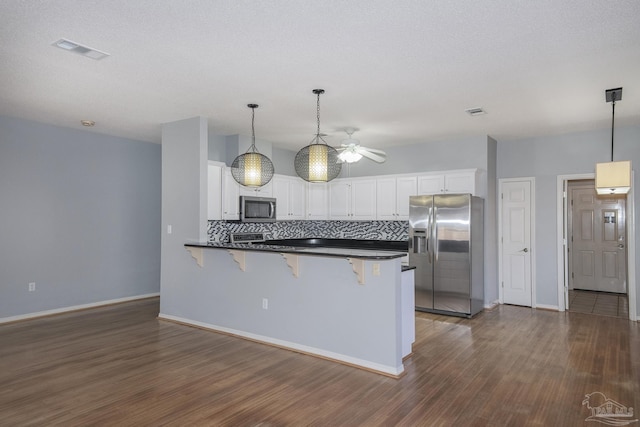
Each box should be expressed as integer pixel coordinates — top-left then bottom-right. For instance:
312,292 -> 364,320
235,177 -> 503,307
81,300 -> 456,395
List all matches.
184,239 -> 408,260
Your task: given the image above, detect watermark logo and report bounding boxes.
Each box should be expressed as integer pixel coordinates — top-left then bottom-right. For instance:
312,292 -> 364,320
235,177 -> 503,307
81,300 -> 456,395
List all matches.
582,392 -> 638,425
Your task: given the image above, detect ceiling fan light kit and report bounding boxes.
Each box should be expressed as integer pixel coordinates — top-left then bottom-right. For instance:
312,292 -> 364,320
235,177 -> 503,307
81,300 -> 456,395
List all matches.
595,87 -> 632,195
336,129 -> 387,164
231,104 -> 275,187
294,89 -> 342,182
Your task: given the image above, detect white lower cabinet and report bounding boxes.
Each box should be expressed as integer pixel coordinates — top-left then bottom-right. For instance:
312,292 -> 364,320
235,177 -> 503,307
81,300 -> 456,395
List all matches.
376,176 -> 417,220
329,178 -> 376,220
273,175 -> 306,220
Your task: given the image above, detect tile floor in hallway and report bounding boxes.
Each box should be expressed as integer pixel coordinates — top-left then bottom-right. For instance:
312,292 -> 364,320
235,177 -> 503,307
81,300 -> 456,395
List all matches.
568,289 -> 629,318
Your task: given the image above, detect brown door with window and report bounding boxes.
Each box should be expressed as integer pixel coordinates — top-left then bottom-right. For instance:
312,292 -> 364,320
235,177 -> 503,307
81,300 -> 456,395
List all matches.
569,181 -> 627,293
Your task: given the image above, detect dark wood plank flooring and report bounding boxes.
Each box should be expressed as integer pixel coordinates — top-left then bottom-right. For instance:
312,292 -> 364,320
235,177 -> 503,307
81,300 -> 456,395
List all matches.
1,298 -> 638,426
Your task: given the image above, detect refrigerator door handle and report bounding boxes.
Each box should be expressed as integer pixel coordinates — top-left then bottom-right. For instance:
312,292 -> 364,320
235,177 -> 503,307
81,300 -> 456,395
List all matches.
427,224 -> 432,264
433,206 -> 438,262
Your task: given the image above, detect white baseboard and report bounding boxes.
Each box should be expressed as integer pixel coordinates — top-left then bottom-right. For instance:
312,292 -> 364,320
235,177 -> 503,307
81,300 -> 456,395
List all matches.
0,293 -> 160,324
534,303 -> 559,311
484,299 -> 500,310
158,313 -> 404,377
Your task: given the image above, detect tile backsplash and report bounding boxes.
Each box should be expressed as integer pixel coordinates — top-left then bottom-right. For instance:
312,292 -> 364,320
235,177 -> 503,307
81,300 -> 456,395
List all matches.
208,220 -> 408,244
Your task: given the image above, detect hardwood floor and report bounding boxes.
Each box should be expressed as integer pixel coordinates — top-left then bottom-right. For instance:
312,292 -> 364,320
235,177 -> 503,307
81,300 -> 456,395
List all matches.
1,298 -> 638,426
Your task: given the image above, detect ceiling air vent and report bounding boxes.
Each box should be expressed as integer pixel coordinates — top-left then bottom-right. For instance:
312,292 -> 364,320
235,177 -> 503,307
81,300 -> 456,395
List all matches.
465,107 -> 487,116
52,39 -> 110,60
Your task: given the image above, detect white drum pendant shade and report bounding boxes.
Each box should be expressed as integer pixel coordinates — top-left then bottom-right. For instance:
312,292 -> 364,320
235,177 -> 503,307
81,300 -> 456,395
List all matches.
595,160 -> 631,195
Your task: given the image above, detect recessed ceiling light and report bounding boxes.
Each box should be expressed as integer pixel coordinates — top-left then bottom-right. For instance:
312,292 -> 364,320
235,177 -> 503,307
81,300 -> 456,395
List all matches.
81,120 -> 95,127
465,107 -> 487,116
52,39 -> 110,60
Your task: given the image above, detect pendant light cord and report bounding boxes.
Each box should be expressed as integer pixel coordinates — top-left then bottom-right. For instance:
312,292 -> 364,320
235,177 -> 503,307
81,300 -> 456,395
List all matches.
611,98 -> 615,162
311,89 -> 325,145
247,104 -> 258,153
251,106 -> 256,152
316,91 -> 321,138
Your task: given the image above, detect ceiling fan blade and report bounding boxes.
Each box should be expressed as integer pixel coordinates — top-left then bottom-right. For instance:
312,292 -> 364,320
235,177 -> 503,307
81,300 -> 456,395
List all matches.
361,147 -> 386,155
359,150 -> 386,163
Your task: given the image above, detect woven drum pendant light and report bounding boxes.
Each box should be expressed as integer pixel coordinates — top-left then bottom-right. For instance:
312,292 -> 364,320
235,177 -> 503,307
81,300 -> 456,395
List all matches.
294,89 -> 342,182
231,104 -> 274,187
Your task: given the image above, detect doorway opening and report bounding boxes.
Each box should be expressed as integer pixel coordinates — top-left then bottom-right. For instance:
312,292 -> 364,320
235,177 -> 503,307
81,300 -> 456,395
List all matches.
567,289 -> 628,318
557,174 -> 636,320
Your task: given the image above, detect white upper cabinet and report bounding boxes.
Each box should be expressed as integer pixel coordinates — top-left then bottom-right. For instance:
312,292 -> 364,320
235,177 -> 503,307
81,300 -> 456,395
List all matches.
377,176 -> 417,220
329,178 -> 376,220
273,175 -> 306,220
417,170 -> 478,195
207,161 -> 224,220
239,180 -> 273,197
213,168 -> 482,222
222,168 -> 240,220
307,182 -> 329,219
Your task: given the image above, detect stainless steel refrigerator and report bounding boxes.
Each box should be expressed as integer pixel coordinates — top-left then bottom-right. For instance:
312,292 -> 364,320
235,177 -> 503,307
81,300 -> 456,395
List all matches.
408,194 -> 484,317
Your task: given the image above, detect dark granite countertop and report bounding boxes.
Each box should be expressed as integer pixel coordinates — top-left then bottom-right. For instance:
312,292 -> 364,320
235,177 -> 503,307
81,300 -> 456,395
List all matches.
184,238 -> 409,260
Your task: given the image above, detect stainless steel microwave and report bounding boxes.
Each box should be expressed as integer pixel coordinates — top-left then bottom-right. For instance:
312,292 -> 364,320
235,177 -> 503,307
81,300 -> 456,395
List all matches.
239,196 -> 276,222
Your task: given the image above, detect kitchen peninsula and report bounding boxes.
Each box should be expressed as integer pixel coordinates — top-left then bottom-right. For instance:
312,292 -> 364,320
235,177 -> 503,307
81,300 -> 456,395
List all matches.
160,238 -> 414,377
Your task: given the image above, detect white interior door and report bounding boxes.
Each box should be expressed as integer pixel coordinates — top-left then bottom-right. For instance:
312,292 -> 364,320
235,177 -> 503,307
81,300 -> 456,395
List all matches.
569,182 -> 627,293
500,179 -> 533,306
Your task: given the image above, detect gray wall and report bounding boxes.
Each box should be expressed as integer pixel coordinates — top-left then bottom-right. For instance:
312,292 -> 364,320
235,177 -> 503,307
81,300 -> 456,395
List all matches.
0,115 -> 161,319
271,146 -> 296,176
343,136 -> 490,177
498,125 -> 639,313
208,133 -> 226,163
160,117 -> 208,315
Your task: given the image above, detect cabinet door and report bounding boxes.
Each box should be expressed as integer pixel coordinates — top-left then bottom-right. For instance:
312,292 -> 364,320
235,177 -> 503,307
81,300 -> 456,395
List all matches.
417,174 -> 445,195
307,183 -> 328,219
395,176 -> 417,219
289,178 -> 306,219
351,179 -> 377,220
207,163 -> 223,220
272,176 -> 290,220
239,180 -> 273,197
376,177 -> 397,220
223,169 -> 240,220
329,180 -> 351,219
444,171 -> 475,194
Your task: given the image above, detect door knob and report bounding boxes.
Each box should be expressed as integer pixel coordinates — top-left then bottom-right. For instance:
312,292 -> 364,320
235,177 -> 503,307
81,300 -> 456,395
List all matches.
618,244 -> 625,249
521,248 -> 528,253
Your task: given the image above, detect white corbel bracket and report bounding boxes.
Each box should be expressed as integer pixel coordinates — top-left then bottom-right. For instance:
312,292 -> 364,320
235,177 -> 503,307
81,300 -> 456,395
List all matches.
186,247 -> 204,267
228,250 -> 246,271
347,258 -> 365,285
281,253 -> 299,277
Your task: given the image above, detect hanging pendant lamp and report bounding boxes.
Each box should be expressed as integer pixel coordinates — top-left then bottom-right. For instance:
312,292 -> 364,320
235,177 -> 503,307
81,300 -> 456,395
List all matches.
294,89 -> 342,182
231,104 -> 274,187
595,87 -> 631,195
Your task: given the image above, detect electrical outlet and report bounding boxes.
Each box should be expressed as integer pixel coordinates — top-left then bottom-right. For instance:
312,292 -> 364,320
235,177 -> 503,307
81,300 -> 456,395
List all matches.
28,282 -> 36,292
262,298 -> 268,310
372,263 -> 380,276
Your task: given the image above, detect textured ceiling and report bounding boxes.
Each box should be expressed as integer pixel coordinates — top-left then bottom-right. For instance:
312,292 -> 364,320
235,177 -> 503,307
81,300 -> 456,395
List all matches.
1,0 -> 639,150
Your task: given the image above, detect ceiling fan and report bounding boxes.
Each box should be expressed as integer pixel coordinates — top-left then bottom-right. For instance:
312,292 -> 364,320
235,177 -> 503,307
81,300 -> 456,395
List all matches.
336,130 -> 387,163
